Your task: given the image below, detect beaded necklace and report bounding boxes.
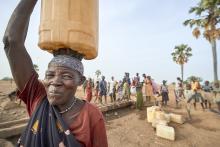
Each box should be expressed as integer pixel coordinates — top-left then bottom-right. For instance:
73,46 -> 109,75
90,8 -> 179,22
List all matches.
59,98 -> 77,114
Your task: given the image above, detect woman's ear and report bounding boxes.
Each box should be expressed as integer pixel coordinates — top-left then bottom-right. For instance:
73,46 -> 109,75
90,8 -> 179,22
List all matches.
78,76 -> 86,86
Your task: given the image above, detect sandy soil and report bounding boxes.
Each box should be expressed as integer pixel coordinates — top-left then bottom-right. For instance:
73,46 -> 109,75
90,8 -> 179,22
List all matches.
105,105 -> 220,147
1,80 -> 220,147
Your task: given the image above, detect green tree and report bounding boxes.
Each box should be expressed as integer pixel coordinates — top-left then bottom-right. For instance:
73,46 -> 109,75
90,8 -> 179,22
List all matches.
187,75 -> 203,83
33,64 -> 39,72
95,70 -> 101,79
171,44 -> 192,82
183,0 -> 220,83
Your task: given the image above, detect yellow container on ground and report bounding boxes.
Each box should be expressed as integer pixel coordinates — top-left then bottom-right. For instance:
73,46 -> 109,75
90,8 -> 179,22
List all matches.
156,125 -> 175,141
38,0 -> 98,60
152,119 -> 168,128
164,113 -> 171,123
169,113 -> 185,124
146,106 -> 160,123
155,111 -> 166,120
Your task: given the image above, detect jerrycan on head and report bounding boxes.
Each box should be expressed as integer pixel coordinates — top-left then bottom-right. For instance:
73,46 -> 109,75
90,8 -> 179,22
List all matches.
38,0 -> 98,60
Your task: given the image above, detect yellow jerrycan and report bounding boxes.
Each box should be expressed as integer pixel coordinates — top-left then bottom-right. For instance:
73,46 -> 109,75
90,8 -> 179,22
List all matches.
38,0 -> 98,60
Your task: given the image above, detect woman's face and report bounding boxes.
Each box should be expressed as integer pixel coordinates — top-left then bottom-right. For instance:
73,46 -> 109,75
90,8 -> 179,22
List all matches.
43,65 -> 82,106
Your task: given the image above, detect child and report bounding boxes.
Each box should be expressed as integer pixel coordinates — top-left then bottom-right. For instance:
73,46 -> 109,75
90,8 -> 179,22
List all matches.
160,80 -> 169,106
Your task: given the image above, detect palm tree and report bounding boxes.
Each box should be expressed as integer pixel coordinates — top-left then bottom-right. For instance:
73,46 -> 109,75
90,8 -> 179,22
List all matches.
171,44 -> 192,82
187,75 -> 203,83
95,70 -> 101,79
183,0 -> 220,83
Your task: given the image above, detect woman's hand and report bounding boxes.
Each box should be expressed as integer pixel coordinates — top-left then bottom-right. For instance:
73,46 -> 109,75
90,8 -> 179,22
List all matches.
59,142 -> 66,147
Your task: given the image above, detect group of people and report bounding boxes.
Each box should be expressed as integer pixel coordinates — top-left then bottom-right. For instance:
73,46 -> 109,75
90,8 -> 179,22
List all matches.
83,74 -> 132,104
83,73 -> 220,114
174,77 -> 220,113
83,72 -> 170,110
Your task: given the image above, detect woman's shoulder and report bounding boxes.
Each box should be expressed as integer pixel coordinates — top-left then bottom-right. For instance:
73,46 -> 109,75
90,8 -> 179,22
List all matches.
80,101 -> 103,117
87,102 -> 102,113
80,102 -> 104,126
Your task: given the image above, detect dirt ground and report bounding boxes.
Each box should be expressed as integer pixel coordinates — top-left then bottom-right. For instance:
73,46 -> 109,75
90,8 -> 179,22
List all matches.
1,80 -> 220,147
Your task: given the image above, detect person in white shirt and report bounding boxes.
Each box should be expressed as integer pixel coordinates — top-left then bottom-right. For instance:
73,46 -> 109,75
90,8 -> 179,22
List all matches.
109,76 -> 116,103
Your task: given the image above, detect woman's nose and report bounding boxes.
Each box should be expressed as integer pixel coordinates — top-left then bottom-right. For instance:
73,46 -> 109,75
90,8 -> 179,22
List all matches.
51,75 -> 62,86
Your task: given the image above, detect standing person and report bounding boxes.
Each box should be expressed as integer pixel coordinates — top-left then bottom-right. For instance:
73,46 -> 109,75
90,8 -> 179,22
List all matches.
135,81 -> 143,110
142,74 -> 147,102
175,77 -> 184,107
123,72 -> 131,86
189,78 -> 205,110
85,78 -> 93,102
117,80 -> 123,101
94,81 -> 100,104
202,81 -> 212,109
109,76 -> 116,103
3,0 -> 108,146
144,76 -> 154,102
134,73 -> 140,85
123,80 -> 130,100
99,76 -> 107,104
132,73 -> 140,96
122,72 -> 131,99
160,80 -> 169,106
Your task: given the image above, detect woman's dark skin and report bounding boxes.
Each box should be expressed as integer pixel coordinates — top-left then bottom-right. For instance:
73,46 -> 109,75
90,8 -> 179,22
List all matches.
3,0 -> 85,127
3,0 -> 37,90
43,65 -> 85,126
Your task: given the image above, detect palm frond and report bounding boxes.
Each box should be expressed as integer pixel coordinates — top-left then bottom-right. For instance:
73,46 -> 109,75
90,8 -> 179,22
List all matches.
184,0 -> 220,41
215,28 -> 220,39
192,28 -> 201,38
189,7 -> 198,13
183,19 -> 192,26
190,20 -> 197,28
195,7 -> 205,15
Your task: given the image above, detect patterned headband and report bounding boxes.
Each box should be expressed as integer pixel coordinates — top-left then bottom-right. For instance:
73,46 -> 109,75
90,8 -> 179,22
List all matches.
49,55 -> 84,75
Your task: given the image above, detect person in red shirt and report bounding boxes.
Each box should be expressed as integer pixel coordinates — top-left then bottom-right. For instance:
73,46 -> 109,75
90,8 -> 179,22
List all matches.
3,0 -> 108,147
85,78 -> 93,102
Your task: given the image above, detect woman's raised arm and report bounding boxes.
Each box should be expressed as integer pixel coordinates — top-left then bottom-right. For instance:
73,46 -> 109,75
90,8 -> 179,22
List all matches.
3,0 -> 38,91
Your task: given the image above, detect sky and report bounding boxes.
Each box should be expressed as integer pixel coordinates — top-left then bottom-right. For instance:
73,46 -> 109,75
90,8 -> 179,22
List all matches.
0,0 -> 219,84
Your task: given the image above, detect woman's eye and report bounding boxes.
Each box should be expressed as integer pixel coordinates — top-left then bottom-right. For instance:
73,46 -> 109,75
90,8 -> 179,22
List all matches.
45,74 -> 54,79
62,74 -> 73,80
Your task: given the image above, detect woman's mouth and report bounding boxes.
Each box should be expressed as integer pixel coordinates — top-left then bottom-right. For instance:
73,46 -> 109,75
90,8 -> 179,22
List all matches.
48,86 -> 62,96
49,91 -> 62,97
